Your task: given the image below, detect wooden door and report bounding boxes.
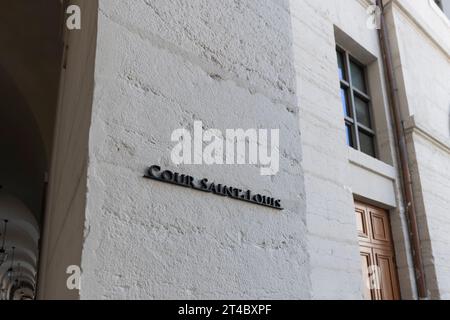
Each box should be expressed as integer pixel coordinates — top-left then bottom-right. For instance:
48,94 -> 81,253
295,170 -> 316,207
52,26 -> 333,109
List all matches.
355,202 -> 401,300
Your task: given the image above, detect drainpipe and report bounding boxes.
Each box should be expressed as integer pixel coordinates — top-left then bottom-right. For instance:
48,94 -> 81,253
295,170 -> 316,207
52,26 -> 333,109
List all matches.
375,0 -> 428,299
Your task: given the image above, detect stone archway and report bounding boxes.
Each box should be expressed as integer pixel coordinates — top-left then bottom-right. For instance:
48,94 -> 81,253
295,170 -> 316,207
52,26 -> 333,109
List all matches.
0,0 -> 64,300
0,195 -> 40,300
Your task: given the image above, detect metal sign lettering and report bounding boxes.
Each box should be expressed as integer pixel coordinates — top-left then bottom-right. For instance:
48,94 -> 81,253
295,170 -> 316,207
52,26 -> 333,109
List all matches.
144,165 -> 283,210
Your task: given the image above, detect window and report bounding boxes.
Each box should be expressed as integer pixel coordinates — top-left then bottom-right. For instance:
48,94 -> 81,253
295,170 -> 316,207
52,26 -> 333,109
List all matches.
337,47 -> 376,158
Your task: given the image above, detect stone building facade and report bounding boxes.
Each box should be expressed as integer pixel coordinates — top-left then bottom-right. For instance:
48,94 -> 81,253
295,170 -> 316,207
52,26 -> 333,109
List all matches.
0,0 -> 449,300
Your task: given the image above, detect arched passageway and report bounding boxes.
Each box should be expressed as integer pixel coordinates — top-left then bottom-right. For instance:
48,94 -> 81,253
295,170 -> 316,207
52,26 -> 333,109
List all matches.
0,0 -> 64,300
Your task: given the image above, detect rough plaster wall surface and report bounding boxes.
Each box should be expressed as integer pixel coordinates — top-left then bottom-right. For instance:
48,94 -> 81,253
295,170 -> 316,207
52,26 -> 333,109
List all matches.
81,0 -> 309,299
388,3 -> 450,299
38,0 -> 97,300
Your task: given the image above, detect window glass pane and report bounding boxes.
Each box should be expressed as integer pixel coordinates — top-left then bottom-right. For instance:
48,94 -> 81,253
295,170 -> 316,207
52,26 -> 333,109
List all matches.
337,51 -> 345,80
346,124 -> 354,147
350,61 -> 366,92
340,88 -> 351,117
359,131 -> 376,157
355,96 -> 371,128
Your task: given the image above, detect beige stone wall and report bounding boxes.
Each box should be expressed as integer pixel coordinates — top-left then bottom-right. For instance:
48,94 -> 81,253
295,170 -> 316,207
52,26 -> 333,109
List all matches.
37,0 -> 98,300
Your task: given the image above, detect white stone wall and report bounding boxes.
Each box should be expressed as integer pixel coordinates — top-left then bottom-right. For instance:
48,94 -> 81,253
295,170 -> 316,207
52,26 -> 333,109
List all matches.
81,0 -> 309,299
45,0 -> 450,300
289,0 -> 416,299
442,0 -> 450,18
77,0 -> 425,300
386,0 -> 450,299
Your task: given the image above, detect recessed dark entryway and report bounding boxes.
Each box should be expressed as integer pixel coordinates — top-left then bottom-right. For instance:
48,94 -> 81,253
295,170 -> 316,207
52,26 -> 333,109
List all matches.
0,0 -> 64,300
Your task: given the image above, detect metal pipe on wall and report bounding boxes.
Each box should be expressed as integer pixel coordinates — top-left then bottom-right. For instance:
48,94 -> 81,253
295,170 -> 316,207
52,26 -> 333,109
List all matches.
375,0 -> 428,299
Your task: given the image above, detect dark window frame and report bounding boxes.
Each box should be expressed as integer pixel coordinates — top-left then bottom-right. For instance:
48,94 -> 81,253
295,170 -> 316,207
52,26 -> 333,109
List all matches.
337,45 -> 378,158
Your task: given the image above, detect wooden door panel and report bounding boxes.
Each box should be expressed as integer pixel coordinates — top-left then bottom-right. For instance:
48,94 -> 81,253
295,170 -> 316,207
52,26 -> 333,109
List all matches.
359,246 -> 375,300
355,207 -> 369,240
369,209 -> 391,245
354,201 -> 401,300
373,248 -> 401,300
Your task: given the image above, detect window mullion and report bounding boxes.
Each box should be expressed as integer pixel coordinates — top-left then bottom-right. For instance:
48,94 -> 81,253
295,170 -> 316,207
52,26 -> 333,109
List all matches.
340,80 -> 350,88
353,87 -> 371,101
357,124 -> 375,135
345,116 -> 354,124
345,51 -> 360,151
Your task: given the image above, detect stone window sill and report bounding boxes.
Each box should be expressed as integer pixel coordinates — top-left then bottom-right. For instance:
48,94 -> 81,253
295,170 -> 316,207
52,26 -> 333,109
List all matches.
347,147 -> 397,181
